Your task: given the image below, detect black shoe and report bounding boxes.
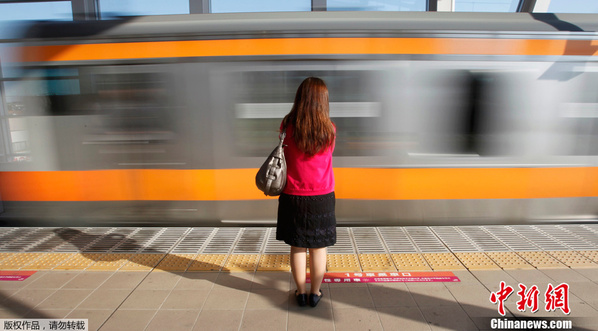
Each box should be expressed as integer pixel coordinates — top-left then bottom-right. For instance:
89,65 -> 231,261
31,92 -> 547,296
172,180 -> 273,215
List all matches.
309,291 -> 323,307
295,290 -> 307,307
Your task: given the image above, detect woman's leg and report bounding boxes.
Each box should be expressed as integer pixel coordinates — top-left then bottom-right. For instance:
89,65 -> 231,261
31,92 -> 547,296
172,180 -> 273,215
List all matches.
308,247 -> 327,295
290,246 -> 308,294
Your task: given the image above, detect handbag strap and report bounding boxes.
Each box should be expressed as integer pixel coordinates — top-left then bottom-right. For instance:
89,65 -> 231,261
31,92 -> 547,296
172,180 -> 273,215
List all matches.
278,127 -> 287,148
279,127 -> 286,142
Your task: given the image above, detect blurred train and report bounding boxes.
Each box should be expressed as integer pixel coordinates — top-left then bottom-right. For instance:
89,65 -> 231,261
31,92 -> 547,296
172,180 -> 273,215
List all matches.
0,11 -> 597,227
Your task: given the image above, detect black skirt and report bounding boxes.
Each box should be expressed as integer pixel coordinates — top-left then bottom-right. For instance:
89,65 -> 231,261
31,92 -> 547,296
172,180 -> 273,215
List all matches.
276,191 -> 336,248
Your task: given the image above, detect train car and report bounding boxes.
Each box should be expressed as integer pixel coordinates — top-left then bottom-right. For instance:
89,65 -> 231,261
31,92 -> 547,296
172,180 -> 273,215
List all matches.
0,11 -> 597,226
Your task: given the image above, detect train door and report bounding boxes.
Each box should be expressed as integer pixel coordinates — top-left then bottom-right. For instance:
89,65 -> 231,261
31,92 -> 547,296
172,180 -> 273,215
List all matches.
209,62 -> 390,224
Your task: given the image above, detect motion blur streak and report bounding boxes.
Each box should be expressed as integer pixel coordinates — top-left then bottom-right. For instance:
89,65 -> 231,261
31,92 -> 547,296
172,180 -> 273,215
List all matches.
1,12 -> 598,226
13,38 -> 598,63
0,167 -> 596,201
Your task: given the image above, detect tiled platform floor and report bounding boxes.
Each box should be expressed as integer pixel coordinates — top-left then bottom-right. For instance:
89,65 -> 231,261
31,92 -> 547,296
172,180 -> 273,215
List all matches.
1,268 -> 598,330
0,225 -> 597,330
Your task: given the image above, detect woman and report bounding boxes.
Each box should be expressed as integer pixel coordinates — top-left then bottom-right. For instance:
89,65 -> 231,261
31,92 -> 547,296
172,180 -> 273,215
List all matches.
276,77 -> 336,308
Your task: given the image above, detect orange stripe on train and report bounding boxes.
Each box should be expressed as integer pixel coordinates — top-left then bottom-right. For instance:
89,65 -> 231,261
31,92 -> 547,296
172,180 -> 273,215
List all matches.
0,167 -> 597,201
14,38 -> 598,63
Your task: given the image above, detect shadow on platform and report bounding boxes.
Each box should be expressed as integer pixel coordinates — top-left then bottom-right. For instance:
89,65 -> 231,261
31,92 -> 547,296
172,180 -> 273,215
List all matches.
0,227 -> 591,330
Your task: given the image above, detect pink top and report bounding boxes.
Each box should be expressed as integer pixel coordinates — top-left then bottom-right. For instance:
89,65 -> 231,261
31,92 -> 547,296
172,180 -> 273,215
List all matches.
281,123 -> 335,196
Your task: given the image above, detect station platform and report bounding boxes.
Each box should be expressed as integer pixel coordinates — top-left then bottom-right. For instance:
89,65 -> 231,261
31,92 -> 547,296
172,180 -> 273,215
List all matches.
0,225 -> 597,330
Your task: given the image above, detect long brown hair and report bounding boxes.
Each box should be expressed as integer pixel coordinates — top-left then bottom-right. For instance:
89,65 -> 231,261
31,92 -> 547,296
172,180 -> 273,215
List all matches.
282,77 -> 335,156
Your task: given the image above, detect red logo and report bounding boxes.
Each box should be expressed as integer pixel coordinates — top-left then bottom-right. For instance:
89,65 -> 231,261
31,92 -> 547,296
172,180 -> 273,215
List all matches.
516,283 -> 540,313
490,281 -> 514,316
490,282 -> 570,316
545,283 -> 570,314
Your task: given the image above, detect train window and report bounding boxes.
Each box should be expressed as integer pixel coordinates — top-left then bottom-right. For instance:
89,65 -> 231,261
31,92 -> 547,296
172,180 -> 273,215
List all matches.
232,70 -> 383,157
100,0 -> 189,17
211,0 -> 311,13
454,0 -> 519,12
83,71 -> 177,142
1,65 -> 183,167
558,72 -> 598,155
327,0 -> 426,11
3,68 -> 81,116
411,70 -> 503,157
0,67 -> 80,162
58,67 -> 183,169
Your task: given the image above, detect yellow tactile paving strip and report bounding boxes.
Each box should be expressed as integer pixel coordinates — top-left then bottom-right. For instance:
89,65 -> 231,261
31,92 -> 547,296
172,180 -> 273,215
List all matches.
455,252 -> 501,270
0,253 -> 15,263
223,254 -> 260,272
258,254 -> 290,271
0,253 -> 45,270
327,254 -> 361,272
120,254 -> 166,271
423,253 -> 466,270
546,251 -> 598,268
86,253 -> 134,271
391,253 -> 432,271
578,251 -> 598,264
2,250 -> 598,272
154,254 -> 196,272
187,254 -> 227,271
21,253 -> 76,270
358,254 -> 396,272
486,252 -> 535,269
53,253 -> 106,270
517,251 -> 568,269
